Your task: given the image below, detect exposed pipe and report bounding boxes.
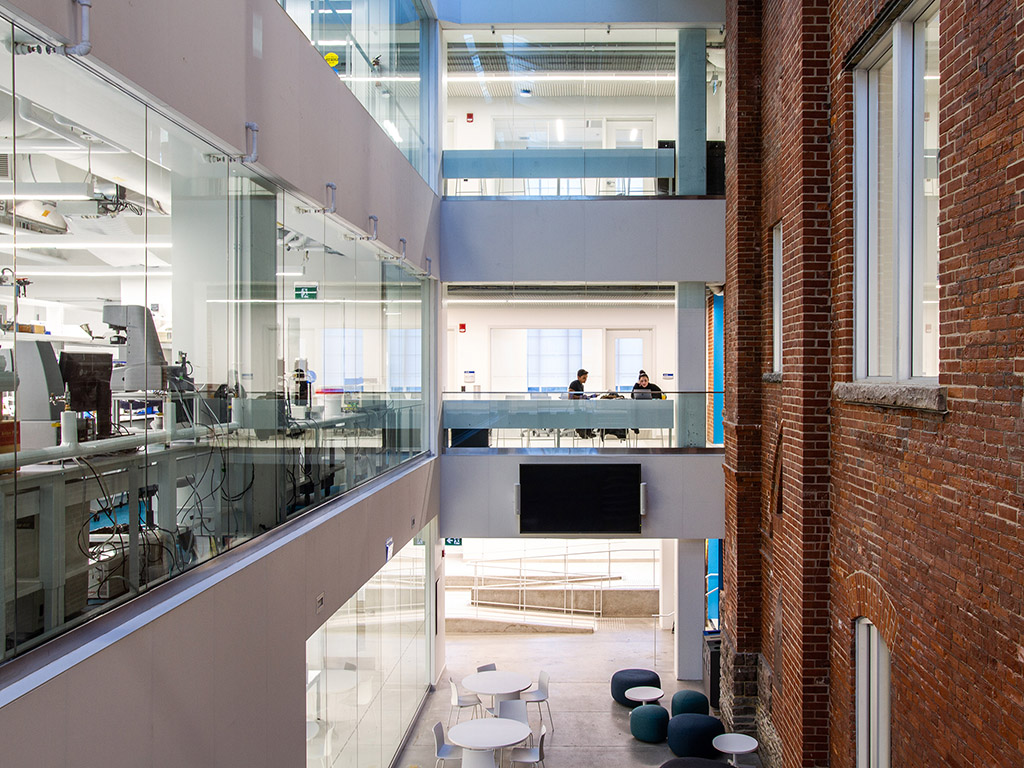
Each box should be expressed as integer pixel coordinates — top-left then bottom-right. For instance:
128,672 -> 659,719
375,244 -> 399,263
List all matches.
358,214 -> 379,241
240,121 -> 259,163
325,182 -> 337,214
399,237 -> 407,259
59,0 -> 92,57
425,256 -> 432,276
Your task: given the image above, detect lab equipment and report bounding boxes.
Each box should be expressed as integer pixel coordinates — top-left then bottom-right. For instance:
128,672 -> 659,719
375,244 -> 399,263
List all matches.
102,304 -> 167,391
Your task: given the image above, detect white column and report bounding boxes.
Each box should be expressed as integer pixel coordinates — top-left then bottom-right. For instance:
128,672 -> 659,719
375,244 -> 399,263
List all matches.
674,538 -> 707,680
675,282 -> 707,446
659,539 -> 677,631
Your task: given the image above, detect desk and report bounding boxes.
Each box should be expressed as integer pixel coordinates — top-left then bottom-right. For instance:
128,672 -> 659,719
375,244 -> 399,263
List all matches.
713,733 -> 758,765
462,670 -> 533,704
449,717 -> 532,767
625,685 -> 664,705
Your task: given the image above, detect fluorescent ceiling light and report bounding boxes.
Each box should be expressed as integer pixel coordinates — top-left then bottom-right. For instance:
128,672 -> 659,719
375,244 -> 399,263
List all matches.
318,39 -> 354,46
339,75 -> 419,82
555,119 -> 565,142
318,8 -> 352,12
445,298 -> 673,305
14,270 -> 172,277
6,240 -> 172,250
447,74 -> 675,84
0,181 -> 95,201
382,120 -> 404,143
276,271 -> 305,277
207,298 -> 422,305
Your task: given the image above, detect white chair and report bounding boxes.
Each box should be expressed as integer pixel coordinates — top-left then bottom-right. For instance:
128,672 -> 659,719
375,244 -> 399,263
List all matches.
433,722 -> 462,768
497,699 -> 533,745
509,725 -> 546,768
461,749 -> 497,768
449,677 -> 483,727
520,670 -> 553,731
476,663 -> 497,672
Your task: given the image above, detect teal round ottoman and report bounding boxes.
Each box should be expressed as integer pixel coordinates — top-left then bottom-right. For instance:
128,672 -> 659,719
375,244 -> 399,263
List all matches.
666,713 -> 725,758
630,704 -> 669,743
671,690 -> 710,717
611,669 -> 661,708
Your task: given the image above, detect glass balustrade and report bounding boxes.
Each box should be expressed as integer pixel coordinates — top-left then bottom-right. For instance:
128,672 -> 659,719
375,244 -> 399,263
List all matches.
0,18 -> 432,662
442,391 -> 722,450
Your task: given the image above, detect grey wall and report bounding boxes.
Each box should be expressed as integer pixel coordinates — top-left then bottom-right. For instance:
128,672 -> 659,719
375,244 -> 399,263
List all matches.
439,453 -> 725,539
440,199 -> 726,283
0,459 -> 440,768
1,0 -> 440,273
434,0 -> 724,25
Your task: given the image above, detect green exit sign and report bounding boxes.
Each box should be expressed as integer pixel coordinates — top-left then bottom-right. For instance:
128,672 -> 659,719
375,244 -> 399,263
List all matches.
295,283 -> 318,300
444,537 -> 462,546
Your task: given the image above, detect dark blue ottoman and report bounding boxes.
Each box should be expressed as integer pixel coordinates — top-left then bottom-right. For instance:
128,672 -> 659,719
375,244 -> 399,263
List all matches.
671,689 -> 710,717
611,668 -> 661,708
660,759 -> 725,768
630,704 -> 669,743
666,713 -> 725,758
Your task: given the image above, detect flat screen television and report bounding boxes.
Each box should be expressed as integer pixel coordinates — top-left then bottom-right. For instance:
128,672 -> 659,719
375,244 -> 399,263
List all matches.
519,463 -> 642,534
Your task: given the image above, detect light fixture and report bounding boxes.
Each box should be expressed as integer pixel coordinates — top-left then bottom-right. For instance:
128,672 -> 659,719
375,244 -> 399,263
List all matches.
0,181 -> 96,201
276,270 -> 304,277
555,119 -> 565,142
445,298 -> 674,306
15,269 -> 173,277
382,120 -> 404,143
447,74 -> 675,84
4,240 -> 172,250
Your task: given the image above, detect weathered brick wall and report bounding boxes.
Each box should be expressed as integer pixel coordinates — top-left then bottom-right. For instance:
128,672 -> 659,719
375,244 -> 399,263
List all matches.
722,0 -> 765,735
727,0 -> 1024,763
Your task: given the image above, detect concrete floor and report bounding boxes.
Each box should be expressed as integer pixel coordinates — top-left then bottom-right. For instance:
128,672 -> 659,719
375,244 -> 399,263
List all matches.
394,618 -> 748,768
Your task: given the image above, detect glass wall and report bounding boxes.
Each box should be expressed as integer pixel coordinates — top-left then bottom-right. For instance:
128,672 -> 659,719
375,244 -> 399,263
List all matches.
442,26 -> 726,196
306,528 -> 431,768
0,17 -> 430,661
280,0 -> 432,181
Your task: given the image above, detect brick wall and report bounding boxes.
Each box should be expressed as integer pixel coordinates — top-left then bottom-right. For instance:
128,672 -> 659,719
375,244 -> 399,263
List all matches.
725,0 -> 1024,763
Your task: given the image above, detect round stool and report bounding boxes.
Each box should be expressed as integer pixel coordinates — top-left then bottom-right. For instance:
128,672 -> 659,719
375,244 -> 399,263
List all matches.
666,713 -> 725,758
630,703 -> 669,743
611,669 -> 661,708
671,690 -> 710,717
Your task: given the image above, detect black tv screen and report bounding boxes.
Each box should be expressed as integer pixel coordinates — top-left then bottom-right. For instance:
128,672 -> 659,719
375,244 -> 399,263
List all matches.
519,463 -> 641,534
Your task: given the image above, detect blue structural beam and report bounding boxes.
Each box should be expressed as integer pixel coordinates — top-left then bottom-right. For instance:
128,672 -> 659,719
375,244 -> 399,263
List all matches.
442,148 -> 677,180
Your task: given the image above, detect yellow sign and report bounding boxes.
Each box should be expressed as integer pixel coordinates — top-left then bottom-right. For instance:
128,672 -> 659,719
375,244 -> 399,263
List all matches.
324,51 -> 339,68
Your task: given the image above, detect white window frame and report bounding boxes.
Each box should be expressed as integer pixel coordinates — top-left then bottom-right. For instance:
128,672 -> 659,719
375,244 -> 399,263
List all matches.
854,1 -> 939,381
855,618 -> 891,768
772,222 -> 783,372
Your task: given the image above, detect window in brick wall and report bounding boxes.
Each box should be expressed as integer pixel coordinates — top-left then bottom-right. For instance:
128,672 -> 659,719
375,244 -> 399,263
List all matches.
855,618 -> 890,768
772,222 -> 783,372
855,3 -> 939,380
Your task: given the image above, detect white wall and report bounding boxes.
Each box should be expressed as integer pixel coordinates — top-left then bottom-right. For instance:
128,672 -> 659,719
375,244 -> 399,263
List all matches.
445,302 -> 677,393
441,198 -> 726,283
440,453 -> 725,540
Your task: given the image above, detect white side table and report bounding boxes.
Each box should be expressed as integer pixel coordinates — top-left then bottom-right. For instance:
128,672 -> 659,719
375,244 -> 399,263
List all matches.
624,685 -> 665,705
713,732 -> 759,765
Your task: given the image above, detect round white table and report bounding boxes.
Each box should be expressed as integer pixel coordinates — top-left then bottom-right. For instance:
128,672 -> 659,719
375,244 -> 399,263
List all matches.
625,685 -> 665,705
449,717 -> 532,768
713,732 -> 759,765
462,670 -> 533,705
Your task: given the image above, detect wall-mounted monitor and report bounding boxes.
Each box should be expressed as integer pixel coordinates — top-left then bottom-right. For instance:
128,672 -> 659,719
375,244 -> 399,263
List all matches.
518,463 -> 642,534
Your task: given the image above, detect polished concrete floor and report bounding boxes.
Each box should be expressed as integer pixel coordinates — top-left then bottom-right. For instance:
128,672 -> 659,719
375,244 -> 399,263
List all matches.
394,618 -> 752,768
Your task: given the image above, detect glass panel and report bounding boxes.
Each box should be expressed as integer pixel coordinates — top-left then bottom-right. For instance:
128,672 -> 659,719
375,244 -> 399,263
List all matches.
614,337 -> 644,391
868,54 -> 896,377
281,0 -> 429,181
914,9 -> 939,377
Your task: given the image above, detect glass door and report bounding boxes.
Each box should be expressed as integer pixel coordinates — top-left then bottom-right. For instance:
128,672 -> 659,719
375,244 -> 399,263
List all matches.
605,329 -> 653,392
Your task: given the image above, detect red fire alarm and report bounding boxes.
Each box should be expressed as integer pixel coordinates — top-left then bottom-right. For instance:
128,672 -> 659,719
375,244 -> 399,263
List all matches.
466,113 -> 474,123
459,323 -> 467,333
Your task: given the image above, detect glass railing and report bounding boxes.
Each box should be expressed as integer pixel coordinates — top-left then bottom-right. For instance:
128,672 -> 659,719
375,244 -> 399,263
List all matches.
0,16 -> 433,662
442,143 -> 725,197
441,391 -> 722,450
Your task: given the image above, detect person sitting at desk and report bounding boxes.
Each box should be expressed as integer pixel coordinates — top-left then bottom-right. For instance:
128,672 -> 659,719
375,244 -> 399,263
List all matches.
630,370 -> 664,436
630,370 -> 664,400
568,368 -> 596,438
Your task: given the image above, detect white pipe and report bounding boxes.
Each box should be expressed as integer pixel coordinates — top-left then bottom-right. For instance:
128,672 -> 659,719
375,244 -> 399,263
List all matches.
59,0 -> 92,57
59,410 -> 78,448
240,122 -> 259,163
0,421 -> 233,471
